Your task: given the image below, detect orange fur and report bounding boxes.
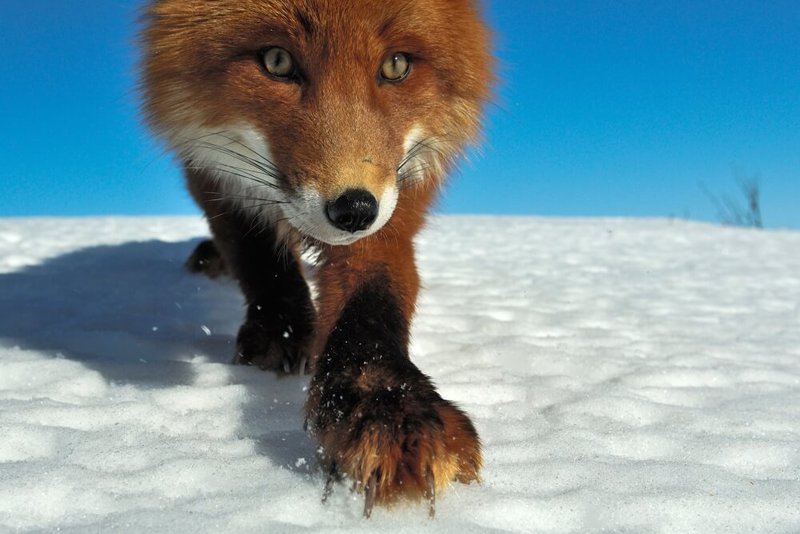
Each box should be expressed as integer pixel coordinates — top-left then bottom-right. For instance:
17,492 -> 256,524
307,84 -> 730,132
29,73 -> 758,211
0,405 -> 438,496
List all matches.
141,0 -> 493,514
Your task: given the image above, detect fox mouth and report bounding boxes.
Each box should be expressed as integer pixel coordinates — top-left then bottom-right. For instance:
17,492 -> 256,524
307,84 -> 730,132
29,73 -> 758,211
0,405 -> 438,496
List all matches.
282,186 -> 399,246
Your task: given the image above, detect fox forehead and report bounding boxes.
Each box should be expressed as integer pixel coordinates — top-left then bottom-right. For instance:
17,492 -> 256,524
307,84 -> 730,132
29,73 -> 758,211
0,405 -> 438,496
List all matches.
148,0 -> 469,35
144,0 -> 490,79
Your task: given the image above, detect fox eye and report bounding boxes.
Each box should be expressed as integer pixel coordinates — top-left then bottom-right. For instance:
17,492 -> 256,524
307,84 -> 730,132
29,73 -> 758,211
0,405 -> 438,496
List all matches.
380,52 -> 411,82
261,47 -> 296,79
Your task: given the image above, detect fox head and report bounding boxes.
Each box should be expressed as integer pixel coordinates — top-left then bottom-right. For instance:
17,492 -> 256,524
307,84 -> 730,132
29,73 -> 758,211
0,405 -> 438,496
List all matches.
141,0 -> 492,245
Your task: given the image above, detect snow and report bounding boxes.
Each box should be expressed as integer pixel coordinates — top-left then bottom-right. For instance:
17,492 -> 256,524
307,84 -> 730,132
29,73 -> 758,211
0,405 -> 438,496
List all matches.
1,215 -> 799,532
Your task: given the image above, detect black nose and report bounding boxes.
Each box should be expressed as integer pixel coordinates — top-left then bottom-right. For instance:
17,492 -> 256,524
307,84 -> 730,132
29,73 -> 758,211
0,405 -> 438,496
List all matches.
325,189 -> 379,233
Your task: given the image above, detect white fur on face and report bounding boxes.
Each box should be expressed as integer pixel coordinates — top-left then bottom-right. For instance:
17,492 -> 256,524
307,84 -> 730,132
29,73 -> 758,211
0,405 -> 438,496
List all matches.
171,124 -> 288,225
400,125 -> 447,186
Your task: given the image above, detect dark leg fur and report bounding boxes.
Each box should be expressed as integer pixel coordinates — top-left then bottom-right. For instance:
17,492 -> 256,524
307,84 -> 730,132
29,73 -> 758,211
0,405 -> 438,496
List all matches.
190,208 -> 315,374
186,239 -> 228,278
306,274 -> 481,515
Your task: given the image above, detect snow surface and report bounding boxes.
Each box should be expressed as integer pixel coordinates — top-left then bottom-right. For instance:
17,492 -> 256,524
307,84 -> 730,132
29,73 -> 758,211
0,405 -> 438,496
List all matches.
1,215 -> 799,533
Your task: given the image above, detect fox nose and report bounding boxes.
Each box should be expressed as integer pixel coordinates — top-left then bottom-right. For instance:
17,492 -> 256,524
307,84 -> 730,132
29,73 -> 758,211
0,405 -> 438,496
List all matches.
325,189 -> 379,233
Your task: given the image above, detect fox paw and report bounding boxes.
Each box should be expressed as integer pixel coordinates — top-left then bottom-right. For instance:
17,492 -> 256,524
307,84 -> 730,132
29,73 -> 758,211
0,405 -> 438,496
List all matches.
187,240 -> 314,374
307,361 -> 481,517
234,310 -> 311,375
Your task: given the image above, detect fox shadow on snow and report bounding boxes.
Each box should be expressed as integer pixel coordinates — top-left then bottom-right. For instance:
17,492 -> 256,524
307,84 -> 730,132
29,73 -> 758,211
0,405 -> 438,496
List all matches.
0,239 -> 315,472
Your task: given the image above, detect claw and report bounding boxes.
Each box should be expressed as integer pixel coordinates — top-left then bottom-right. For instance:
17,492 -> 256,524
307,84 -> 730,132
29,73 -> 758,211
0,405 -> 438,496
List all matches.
424,466 -> 436,519
298,356 -> 308,375
322,463 -> 337,504
282,359 -> 291,374
363,471 -> 377,518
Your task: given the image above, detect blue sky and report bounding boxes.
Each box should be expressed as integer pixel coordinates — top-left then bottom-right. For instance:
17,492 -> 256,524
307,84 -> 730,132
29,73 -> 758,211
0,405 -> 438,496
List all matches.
1,1 -> 798,228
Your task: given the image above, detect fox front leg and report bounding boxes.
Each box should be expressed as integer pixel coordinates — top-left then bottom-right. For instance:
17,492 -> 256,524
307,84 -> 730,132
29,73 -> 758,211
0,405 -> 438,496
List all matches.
306,260 -> 481,517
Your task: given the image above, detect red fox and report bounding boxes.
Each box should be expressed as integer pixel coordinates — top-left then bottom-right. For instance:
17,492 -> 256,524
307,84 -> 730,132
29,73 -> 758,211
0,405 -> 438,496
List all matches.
141,0 -> 493,517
